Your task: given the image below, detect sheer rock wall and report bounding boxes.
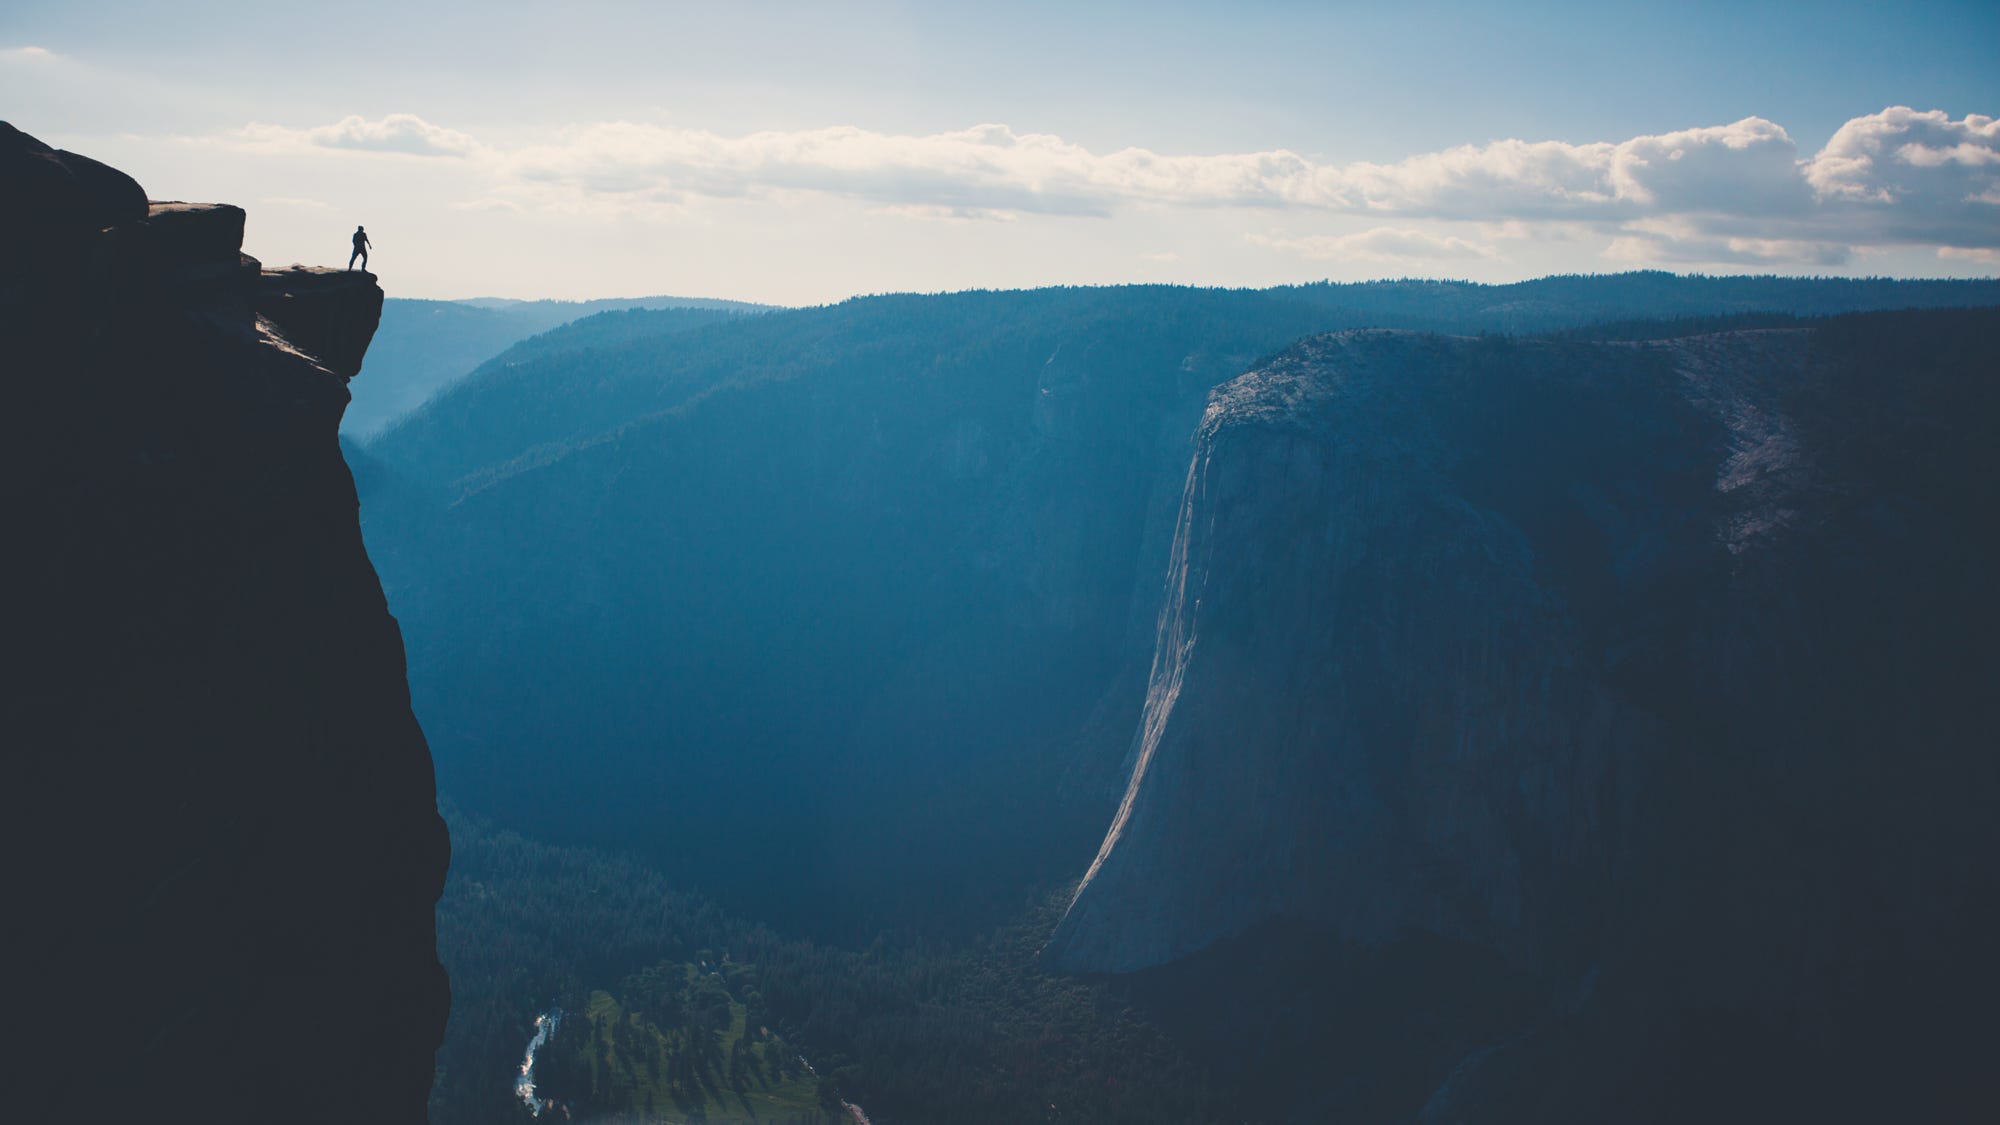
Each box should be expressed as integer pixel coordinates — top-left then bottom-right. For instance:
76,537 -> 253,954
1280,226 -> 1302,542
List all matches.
4,122 -> 448,1125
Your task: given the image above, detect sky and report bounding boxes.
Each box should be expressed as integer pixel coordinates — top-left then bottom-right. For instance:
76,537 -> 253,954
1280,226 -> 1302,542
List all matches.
4,0 -> 1996,304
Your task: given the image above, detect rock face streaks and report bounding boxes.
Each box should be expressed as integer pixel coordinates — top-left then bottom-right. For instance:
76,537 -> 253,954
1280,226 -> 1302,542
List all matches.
1046,322 -> 2000,1119
3,123 -> 447,1124
1046,331 -> 1659,972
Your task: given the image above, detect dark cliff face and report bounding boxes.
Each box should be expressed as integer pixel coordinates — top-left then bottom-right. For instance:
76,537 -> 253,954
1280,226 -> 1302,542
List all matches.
1047,319 -> 2000,1120
3,123 -> 448,1123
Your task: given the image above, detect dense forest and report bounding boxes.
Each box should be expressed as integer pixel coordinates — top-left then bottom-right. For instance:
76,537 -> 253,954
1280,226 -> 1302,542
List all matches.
533,974 -> 833,1124
434,810 -> 1224,1125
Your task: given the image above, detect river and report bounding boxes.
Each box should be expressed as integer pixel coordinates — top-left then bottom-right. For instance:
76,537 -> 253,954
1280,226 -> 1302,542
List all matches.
515,1008 -> 564,1116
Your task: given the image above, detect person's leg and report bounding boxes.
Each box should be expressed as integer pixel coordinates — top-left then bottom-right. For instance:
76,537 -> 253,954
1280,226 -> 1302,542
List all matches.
348,249 -> 359,269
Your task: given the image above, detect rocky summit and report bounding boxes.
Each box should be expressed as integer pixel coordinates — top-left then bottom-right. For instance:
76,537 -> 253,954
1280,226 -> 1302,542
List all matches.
2,122 -> 446,1124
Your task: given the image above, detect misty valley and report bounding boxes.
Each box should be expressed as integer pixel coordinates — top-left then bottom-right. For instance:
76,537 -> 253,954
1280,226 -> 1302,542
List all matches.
348,276 -> 1999,1123
10,109 -> 2000,1125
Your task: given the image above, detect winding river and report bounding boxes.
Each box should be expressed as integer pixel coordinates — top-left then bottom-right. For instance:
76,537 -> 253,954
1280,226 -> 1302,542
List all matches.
515,1008 -> 564,1116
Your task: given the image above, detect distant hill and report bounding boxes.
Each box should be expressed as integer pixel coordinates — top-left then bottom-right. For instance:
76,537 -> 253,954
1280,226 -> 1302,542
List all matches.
454,294 -> 774,314
363,273 -> 1999,449
346,295 -> 774,438
1268,270 -> 2000,327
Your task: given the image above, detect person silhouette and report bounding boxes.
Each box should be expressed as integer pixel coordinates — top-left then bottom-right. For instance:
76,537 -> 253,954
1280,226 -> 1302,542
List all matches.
348,225 -> 372,271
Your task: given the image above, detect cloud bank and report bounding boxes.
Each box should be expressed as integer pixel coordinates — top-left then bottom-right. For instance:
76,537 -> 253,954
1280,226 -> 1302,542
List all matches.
224,107 -> 1999,265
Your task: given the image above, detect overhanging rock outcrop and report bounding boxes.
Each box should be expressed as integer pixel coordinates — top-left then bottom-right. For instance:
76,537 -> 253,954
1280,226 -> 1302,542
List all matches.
3,122 -> 447,1125
260,263 -> 386,378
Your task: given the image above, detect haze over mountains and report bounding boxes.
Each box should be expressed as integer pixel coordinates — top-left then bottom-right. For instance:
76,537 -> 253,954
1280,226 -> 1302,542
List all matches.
345,295 -> 770,438
336,268 -> 1998,1122
354,274 -> 2000,944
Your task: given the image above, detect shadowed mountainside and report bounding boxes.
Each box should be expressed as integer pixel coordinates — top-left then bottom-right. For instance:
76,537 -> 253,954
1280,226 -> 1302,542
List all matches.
2,123 -> 447,1124
359,277 -> 1998,950
1047,314 -> 2000,1121
350,295 -> 768,438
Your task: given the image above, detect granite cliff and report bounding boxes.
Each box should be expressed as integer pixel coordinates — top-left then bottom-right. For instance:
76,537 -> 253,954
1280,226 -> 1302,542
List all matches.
1046,319 -> 2000,1119
1046,329 -> 1719,972
2,123 -> 447,1123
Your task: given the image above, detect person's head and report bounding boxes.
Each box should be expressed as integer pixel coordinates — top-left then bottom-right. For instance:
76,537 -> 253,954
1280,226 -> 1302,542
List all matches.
356,225 -> 365,231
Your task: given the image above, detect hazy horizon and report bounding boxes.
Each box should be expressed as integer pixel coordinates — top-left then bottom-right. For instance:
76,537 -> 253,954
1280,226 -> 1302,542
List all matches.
392,268 -> 2000,311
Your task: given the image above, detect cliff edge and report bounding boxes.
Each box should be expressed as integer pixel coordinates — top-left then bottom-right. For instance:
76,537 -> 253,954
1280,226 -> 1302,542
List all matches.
2,123 -> 448,1123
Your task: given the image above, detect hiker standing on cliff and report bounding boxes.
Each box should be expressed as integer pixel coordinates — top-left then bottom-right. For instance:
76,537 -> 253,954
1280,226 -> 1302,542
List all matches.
348,225 -> 371,271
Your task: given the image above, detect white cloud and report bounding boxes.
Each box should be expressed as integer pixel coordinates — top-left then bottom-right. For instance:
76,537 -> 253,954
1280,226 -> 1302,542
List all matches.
1803,107 -> 2000,248
1249,227 -> 1499,263
1602,216 -> 1856,267
1606,231 -> 1853,268
1319,117 -> 1813,222
868,202 -> 1021,223
447,196 -> 527,214
484,117 -> 1765,223
232,113 -> 482,158
211,108 -> 2000,263
3,45 -> 54,60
